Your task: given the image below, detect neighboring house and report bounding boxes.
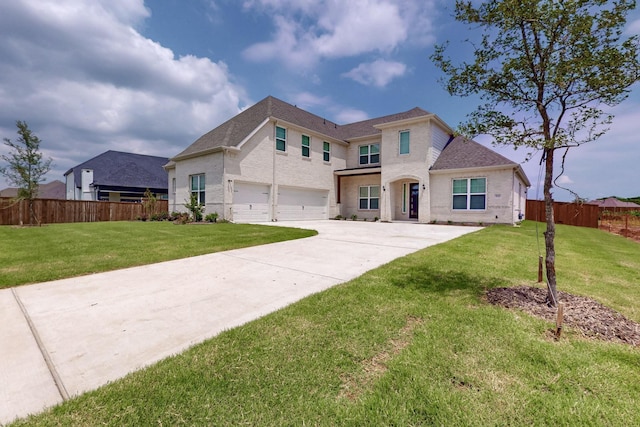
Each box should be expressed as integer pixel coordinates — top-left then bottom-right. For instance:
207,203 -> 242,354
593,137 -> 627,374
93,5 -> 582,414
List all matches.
166,96 -> 530,224
0,180 -> 66,199
588,197 -> 640,210
65,151 -> 169,202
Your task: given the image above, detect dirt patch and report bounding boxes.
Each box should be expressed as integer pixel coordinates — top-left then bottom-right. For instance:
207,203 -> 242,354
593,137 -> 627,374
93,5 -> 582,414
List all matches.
487,286 -> 640,346
599,216 -> 640,243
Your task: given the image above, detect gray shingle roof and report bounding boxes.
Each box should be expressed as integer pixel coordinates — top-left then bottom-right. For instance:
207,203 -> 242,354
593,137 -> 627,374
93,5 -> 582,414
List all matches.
588,197 -> 640,208
338,107 -> 433,140
172,96 -> 435,159
431,136 -> 517,170
65,151 -> 169,190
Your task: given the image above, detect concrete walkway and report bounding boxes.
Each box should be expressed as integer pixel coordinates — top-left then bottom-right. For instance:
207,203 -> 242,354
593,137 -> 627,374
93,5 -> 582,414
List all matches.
0,221 -> 481,424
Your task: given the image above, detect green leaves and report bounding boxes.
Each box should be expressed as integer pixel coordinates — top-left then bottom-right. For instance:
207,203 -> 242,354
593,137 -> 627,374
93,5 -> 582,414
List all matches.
431,0 -> 640,151
1,120 -> 52,201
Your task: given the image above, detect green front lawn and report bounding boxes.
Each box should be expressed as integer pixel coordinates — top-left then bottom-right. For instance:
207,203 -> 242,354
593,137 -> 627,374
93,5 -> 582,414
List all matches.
12,221 -> 640,426
0,221 -> 316,288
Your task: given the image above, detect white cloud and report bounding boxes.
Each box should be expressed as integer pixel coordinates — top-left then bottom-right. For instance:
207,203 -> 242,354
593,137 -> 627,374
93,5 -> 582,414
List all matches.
342,59 -> 407,87
334,108 -> 369,124
626,18 -> 640,34
555,175 -> 573,185
0,0 -> 245,185
242,0 -> 437,69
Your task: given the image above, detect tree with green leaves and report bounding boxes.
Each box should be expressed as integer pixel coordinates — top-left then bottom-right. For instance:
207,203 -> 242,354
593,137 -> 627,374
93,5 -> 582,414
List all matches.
432,0 -> 640,306
1,121 -> 53,225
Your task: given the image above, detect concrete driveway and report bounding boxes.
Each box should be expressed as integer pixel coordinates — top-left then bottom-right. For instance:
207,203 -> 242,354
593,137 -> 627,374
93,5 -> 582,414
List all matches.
0,220 -> 481,424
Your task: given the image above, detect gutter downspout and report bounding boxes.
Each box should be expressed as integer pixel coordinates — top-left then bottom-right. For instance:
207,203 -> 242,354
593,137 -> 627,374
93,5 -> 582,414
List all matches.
222,148 -> 226,220
272,122 -> 277,221
512,168 -> 517,223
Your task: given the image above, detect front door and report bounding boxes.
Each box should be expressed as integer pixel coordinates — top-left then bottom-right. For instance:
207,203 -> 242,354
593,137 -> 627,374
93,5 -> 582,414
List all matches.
409,183 -> 419,219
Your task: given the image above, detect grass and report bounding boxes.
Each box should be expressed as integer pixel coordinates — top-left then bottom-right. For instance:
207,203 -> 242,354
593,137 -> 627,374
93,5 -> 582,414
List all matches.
0,221 -> 316,288
10,221 -> 640,426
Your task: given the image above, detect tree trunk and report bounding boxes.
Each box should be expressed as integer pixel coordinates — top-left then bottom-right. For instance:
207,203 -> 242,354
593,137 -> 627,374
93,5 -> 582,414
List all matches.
543,147 -> 558,307
29,198 -> 35,226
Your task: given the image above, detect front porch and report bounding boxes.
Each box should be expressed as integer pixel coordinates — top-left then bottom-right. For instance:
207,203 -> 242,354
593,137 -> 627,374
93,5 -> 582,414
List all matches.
335,169 -> 428,222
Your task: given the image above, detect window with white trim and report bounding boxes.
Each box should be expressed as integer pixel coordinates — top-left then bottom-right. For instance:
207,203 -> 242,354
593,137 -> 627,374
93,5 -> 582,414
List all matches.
190,174 -> 205,204
276,126 -> 286,152
301,135 -> 310,157
402,183 -> 407,213
452,178 -> 486,210
359,185 -> 380,210
399,130 -> 410,154
323,141 -> 331,162
359,143 -> 380,165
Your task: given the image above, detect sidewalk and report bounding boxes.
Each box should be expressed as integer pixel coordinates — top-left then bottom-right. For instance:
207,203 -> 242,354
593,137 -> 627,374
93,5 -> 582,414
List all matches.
0,221 -> 480,424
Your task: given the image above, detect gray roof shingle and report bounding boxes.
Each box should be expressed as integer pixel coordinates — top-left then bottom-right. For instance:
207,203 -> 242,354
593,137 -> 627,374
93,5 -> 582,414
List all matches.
172,96 -> 436,159
431,136 -> 517,170
66,151 -> 169,190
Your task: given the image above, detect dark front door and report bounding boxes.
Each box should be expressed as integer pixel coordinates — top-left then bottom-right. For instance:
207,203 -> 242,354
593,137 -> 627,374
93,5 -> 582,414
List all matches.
409,183 -> 419,219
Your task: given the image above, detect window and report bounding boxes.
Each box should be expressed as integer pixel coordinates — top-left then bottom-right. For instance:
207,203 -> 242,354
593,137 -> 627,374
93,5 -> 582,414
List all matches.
399,130 -> 410,154
359,185 -> 380,210
301,135 -> 310,157
359,143 -> 380,165
276,126 -> 286,151
402,183 -> 407,213
452,178 -> 486,210
190,174 -> 205,204
171,177 -> 176,194
323,141 -> 331,162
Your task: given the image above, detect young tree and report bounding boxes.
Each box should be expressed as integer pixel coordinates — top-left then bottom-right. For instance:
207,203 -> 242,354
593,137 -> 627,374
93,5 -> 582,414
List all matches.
1,121 -> 53,225
432,0 -> 640,306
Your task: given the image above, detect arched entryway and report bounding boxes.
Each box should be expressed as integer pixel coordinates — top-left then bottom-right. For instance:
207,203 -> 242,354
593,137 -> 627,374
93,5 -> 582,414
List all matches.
387,177 -> 422,221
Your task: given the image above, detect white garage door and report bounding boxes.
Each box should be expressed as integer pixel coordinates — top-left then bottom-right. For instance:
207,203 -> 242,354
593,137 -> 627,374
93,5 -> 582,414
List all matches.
277,187 -> 329,221
232,182 -> 270,223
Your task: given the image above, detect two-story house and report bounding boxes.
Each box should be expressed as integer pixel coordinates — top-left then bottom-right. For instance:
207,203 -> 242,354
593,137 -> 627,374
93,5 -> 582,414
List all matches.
165,96 -> 530,224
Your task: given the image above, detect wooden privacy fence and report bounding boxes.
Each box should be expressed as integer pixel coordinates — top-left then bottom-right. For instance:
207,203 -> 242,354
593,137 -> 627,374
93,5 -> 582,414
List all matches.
0,198 -> 169,225
526,199 -> 599,228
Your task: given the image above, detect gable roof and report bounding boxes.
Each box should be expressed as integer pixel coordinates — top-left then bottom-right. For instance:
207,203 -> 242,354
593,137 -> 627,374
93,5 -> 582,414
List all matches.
431,136 -> 517,170
588,197 -> 640,208
172,96 -> 345,160
0,180 -> 65,199
65,151 -> 169,190
171,96 -> 438,160
338,107 -> 435,140
431,136 -> 531,186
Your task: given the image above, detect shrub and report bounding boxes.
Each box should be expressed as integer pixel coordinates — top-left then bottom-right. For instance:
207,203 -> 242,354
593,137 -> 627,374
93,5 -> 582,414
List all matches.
205,212 -> 219,223
184,193 -> 205,222
151,211 -> 169,221
351,214 -> 358,221
173,212 -> 190,225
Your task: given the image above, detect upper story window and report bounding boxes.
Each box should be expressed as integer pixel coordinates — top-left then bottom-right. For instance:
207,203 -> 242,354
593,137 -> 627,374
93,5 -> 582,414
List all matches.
452,178 -> 486,210
323,141 -> 331,162
301,135 -> 310,157
276,126 -> 286,152
359,143 -> 380,165
399,130 -> 410,155
190,173 -> 205,204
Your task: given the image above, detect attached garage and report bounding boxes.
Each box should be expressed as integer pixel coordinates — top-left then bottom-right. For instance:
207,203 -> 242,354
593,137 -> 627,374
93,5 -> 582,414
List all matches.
277,186 -> 329,221
232,182 -> 271,223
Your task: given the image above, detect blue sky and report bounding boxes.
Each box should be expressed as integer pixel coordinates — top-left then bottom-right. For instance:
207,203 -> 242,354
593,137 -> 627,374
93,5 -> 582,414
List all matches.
1,0 -> 639,201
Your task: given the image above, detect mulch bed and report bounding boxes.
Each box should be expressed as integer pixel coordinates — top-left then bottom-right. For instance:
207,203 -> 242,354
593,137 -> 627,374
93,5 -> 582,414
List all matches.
486,286 -> 640,346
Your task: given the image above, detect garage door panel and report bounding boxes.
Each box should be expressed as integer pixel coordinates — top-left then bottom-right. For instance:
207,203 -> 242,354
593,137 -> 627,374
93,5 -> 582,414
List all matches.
233,183 -> 270,223
277,187 -> 328,221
